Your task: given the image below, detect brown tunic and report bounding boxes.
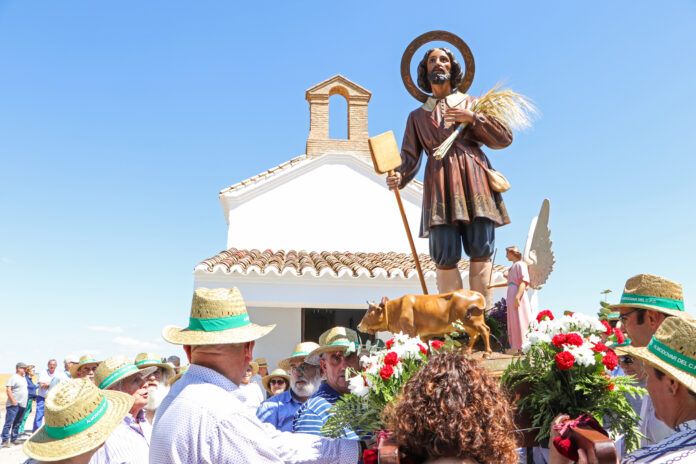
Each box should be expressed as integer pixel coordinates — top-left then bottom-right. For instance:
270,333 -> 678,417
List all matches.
398,91 -> 512,238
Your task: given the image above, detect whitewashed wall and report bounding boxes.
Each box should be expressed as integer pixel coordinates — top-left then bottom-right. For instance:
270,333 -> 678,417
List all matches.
221,153 -> 428,254
246,306 -> 301,372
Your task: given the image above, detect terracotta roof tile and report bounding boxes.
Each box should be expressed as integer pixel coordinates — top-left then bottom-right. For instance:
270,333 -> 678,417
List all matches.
196,248 -> 506,279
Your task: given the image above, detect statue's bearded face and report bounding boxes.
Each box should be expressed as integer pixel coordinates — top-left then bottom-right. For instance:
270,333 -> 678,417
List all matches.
426,49 -> 452,86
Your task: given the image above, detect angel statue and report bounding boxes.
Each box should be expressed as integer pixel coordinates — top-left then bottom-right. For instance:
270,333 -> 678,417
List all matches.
490,199 -> 554,352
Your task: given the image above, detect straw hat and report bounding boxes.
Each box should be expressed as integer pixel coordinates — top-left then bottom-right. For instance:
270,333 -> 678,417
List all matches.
94,356 -> 157,390
278,342 -> 321,370
162,287 -> 275,345
134,352 -> 174,377
23,379 -> 133,462
254,357 -> 268,368
262,368 -> 291,394
248,361 -> 259,377
623,317 -> 696,394
610,274 -> 688,317
69,355 -> 100,379
307,327 -> 363,362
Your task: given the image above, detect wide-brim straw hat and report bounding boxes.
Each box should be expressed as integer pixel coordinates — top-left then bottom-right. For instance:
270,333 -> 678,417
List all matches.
134,352 -> 174,377
69,355 -> 101,379
307,327 -> 363,362
162,287 -> 275,345
278,342 -> 321,370
623,317 -> 696,394
24,379 -> 133,462
94,355 -> 157,390
254,357 -> 268,369
262,368 -> 291,394
610,274 -> 688,318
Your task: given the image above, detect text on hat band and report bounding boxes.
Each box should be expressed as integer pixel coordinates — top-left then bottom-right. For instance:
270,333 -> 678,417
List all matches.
620,293 -> 684,311
187,313 -> 250,332
99,364 -> 140,389
44,396 -> 108,439
648,337 -> 696,375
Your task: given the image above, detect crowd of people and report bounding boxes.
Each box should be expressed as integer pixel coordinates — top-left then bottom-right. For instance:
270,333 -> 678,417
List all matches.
2,274 -> 695,463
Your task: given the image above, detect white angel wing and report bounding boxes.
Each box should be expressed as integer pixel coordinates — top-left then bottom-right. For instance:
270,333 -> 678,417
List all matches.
523,199 -> 555,290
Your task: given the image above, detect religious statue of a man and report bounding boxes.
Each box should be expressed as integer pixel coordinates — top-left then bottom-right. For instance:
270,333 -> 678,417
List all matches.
387,47 -> 512,306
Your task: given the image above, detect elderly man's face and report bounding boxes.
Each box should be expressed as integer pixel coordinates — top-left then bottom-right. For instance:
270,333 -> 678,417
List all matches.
646,367 -> 674,426
146,367 -> 165,390
321,350 -> 359,394
289,360 -> 321,398
77,364 -> 97,381
115,374 -> 149,412
48,360 -> 57,373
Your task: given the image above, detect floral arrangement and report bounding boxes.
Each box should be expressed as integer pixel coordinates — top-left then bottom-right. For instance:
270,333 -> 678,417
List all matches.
321,333 -> 446,438
502,310 -> 645,451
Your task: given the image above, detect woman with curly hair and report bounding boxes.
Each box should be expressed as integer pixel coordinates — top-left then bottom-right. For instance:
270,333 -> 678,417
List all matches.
384,351 -> 518,463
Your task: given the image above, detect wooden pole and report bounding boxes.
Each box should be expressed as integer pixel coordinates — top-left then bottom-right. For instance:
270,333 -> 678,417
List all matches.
390,170 -> 428,295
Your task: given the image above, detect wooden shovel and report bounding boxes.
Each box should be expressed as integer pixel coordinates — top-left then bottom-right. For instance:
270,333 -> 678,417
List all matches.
368,131 -> 428,295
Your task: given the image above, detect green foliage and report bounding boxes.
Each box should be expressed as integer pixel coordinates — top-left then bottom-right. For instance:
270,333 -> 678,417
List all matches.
502,343 -> 646,451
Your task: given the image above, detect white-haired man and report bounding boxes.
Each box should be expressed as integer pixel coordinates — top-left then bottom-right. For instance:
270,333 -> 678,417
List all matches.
150,288 -> 359,463
134,352 -> 174,424
257,342 -> 322,432
293,327 -> 361,439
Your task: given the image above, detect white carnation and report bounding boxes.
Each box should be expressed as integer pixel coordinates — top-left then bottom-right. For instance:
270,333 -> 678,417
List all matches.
347,374 -> 370,397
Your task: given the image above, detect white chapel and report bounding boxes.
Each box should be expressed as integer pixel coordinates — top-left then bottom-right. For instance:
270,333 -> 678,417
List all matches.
193,75 -> 507,368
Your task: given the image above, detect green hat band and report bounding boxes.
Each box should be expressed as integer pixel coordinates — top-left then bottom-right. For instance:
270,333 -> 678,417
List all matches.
79,358 -> 98,366
290,350 -> 310,357
135,359 -> 161,366
187,313 -> 250,332
648,337 -> 696,375
620,293 -> 684,311
44,397 -> 108,439
99,364 -> 140,389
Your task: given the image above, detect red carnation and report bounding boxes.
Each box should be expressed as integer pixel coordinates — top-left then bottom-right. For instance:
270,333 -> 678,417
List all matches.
600,320 -> 612,335
379,364 -> 394,380
592,342 -> 609,353
418,343 -> 428,355
607,383 -> 615,392
552,334 -> 567,348
552,436 -> 579,462
385,338 -> 395,349
602,350 -> 619,371
555,351 -> 575,370
363,449 -> 378,464
564,333 -> 584,347
537,310 -> 554,322
430,340 -> 445,350
383,351 -> 399,366
613,328 -> 625,344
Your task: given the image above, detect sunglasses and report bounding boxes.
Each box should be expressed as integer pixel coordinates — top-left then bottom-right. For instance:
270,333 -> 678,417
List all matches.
620,355 -> 634,365
289,363 -> 317,374
619,309 -> 639,323
270,379 -> 286,385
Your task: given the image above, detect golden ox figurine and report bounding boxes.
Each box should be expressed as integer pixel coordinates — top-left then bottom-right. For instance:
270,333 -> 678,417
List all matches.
358,290 -> 492,354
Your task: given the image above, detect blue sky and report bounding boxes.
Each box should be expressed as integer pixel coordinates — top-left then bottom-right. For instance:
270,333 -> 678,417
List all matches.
1,1 -> 695,372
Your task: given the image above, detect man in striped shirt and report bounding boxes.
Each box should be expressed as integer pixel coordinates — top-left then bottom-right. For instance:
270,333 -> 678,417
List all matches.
293,327 -> 361,439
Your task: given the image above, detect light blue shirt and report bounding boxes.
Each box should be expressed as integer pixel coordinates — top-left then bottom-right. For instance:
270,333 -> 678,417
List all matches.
257,390 -> 304,432
149,364 -> 359,464
623,419 -> 696,463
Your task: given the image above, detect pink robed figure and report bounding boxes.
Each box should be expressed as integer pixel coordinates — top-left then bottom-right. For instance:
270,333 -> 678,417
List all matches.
506,259 -> 533,351
490,246 -> 533,352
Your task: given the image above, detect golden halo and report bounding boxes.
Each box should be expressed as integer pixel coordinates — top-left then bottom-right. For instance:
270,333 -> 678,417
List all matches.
400,30 -> 476,102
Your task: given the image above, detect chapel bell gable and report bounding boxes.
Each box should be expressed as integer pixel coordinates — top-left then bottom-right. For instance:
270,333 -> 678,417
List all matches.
305,75 -> 372,157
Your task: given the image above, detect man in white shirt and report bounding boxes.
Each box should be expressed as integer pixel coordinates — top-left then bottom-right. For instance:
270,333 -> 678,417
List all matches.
34,358 -> 58,430
150,287 -> 360,464
2,362 -> 28,447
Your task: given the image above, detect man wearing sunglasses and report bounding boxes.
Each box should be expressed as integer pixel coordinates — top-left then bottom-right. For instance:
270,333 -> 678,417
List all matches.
611,273 -> 692,447
257,342 -> 321,432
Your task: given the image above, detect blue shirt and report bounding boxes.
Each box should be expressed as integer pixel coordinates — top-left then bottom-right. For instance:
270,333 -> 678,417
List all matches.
623,419 -> 696,463
257,390 -> 304,432
292,382 -> 358,439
